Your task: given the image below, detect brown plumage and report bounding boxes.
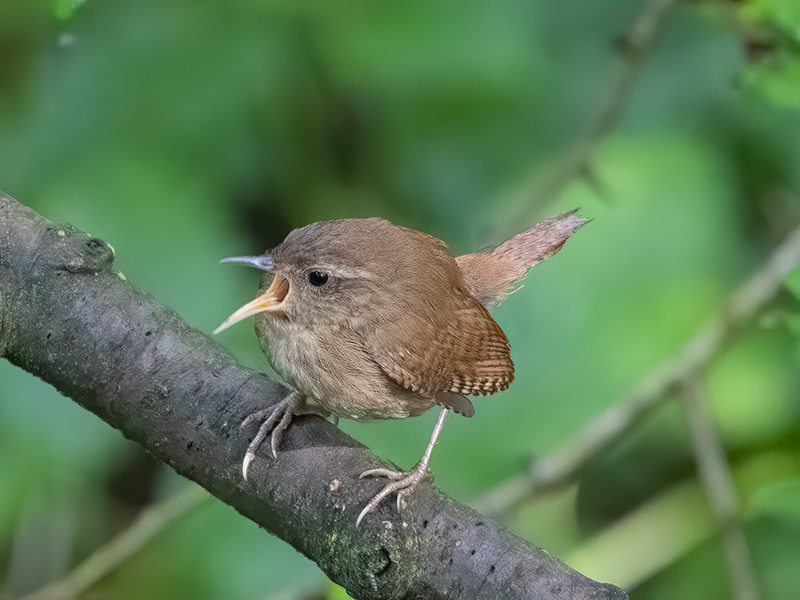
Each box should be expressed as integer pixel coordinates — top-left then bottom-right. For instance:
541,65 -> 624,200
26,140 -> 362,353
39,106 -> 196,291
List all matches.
214,210 -> 587,524
457,209 -> 587,308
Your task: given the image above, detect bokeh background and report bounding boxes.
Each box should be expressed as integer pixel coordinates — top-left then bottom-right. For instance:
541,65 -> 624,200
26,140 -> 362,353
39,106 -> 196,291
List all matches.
1,1 -> 798,599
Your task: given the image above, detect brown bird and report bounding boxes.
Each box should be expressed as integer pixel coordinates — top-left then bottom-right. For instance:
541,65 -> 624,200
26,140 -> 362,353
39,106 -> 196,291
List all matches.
214,211 -> 586,525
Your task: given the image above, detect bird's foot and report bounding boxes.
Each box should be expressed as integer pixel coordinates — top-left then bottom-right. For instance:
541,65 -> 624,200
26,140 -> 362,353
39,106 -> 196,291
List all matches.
356,463 -> 431,526
240,392 -> 303,480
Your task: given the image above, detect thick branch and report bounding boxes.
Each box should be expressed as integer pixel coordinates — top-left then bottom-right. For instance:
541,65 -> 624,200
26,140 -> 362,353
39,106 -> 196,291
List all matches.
0,194 -> 626,600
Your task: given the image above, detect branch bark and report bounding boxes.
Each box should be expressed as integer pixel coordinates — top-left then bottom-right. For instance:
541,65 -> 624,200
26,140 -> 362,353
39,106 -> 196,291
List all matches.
0,193 -> 626,600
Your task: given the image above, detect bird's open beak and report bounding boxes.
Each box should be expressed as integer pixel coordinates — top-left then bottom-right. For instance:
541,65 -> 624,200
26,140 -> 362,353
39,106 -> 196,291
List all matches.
213,272 -> 289,335
219,254 -> 274,271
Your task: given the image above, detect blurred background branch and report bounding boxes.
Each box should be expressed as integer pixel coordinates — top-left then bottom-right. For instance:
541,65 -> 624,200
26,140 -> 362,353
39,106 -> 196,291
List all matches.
681,378 -> 760,600
475,223 -> 800,516
20,484 -> 210,600
496,0 -> 679,233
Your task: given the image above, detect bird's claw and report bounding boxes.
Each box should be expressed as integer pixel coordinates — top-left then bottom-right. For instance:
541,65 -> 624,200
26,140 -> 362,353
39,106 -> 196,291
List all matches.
241,407 -> 272,429
356,464 -> 430,527
242,451 -> 255,480
359,467 -> 406,480
240,393 -> 301,480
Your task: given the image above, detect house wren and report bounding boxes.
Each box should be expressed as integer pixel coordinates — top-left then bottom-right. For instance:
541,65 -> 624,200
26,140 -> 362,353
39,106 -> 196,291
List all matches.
214,211 -> 586,525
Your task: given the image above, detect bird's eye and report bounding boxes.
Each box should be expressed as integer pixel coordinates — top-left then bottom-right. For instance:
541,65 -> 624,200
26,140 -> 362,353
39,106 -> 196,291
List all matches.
308,271 -> 329,287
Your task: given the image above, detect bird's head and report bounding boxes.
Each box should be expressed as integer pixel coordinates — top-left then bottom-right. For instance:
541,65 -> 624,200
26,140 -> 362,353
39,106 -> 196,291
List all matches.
213,218 -> 457,335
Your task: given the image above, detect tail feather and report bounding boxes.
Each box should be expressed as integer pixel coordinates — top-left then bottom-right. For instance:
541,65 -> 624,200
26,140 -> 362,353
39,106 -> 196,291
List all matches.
457,210 -> 588,309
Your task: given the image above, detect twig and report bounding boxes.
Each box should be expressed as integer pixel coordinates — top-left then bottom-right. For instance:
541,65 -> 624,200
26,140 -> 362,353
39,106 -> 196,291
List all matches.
497,0 -> 680,232
681,378 -> 760,600
474,224 -> 800,516
20,484 -> 210,600
0,194 -> 626,600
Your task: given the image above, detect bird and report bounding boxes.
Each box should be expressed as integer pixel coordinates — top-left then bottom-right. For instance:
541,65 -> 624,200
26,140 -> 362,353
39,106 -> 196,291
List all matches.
214,210 -> 587,525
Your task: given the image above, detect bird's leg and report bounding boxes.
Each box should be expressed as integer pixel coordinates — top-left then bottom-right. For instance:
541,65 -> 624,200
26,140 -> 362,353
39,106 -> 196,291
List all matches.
357,407 -> 448,526
240,390 -> 305,480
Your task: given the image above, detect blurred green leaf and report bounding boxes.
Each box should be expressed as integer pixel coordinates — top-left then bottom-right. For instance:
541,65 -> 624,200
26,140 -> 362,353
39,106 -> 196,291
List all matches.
758,307 -> 800,335
748,478 -> 800,523
707,327 -> 799,448
784,264 -> 800,298
744,50 -> 800,108
742,0 -> 800,39
52,0 -> 86,21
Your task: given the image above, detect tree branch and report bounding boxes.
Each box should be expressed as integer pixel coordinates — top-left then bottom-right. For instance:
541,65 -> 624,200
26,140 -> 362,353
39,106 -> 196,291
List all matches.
0,193 -> 626,600
475,223 -> 800,516
681,379 -> 760,600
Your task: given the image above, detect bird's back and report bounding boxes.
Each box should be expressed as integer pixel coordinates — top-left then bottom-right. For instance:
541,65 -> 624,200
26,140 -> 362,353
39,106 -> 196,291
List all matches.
350,222 -> 516,408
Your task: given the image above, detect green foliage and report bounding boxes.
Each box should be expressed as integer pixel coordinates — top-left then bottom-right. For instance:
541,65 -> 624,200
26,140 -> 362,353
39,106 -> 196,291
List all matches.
744,50 -> 800,108
749,478 -> 800,524
52,0 -> 86,21
740,0 -> 800,108
0,1 -> 797,599
784,265 -> 800,298
741,0 -> 800,37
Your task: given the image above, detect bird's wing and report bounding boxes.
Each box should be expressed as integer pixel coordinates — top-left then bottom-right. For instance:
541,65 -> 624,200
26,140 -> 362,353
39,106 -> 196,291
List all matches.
367,294 -> 514,412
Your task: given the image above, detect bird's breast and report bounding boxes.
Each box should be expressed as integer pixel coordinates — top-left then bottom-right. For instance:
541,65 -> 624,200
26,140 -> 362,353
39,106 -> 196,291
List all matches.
255,317 -> 433,420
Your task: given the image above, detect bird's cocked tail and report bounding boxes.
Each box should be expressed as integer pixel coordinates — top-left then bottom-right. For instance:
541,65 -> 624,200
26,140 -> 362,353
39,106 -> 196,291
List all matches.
456,209 -> 588,309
